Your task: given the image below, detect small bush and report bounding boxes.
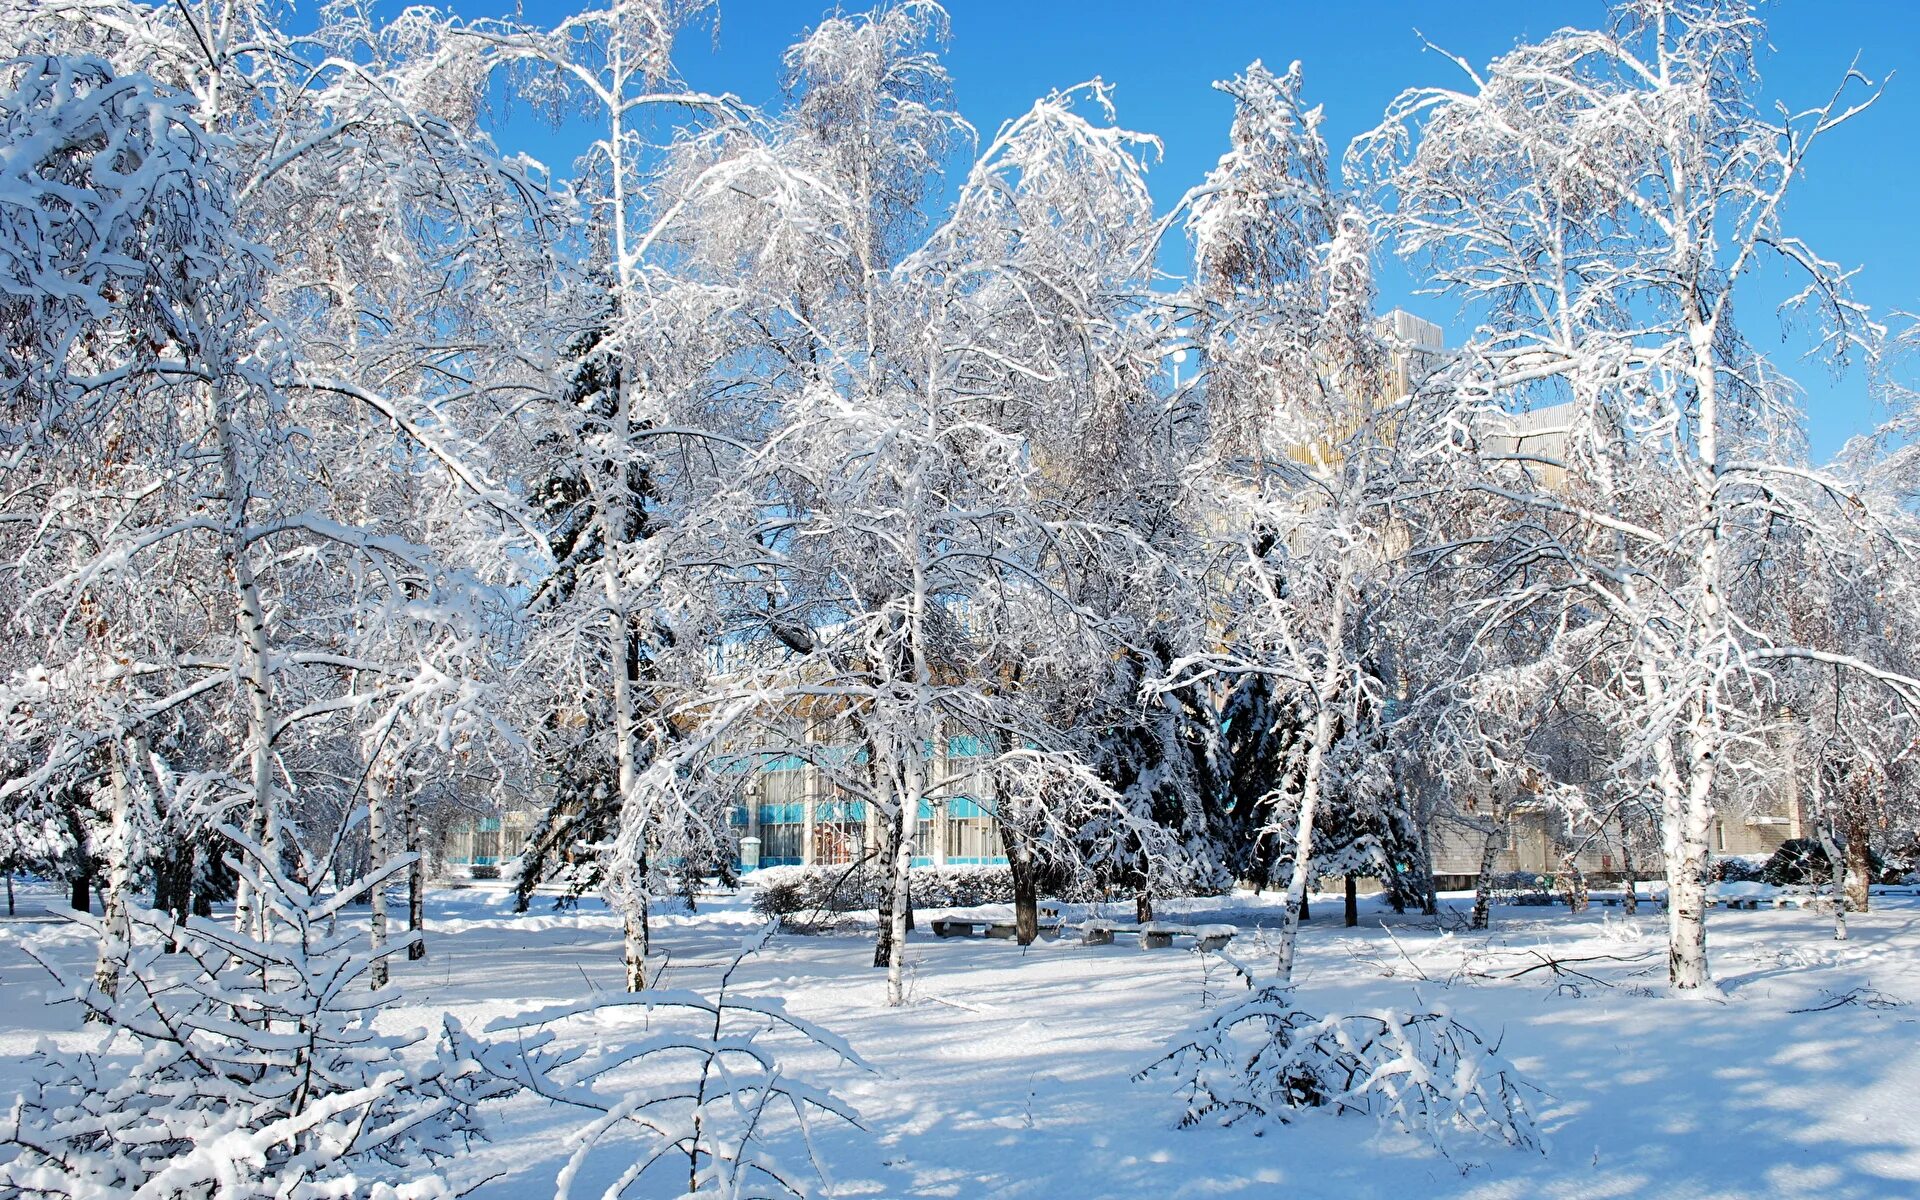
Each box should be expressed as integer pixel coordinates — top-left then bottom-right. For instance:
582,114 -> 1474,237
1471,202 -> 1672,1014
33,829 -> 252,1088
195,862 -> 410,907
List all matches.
1711,855 -> 1767,884
1482,871 -> 1553,904
1762,838 -> 1889,887
1762,840 -> 1837,887
1139,985 -> 1543,1156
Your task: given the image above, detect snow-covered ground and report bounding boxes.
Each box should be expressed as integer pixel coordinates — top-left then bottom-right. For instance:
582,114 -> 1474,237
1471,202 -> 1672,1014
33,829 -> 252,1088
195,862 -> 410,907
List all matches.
5,884 -> 1919,1199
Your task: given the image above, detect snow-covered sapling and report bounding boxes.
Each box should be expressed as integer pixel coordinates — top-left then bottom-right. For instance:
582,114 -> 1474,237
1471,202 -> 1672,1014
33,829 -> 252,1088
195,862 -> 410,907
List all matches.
451,922 -> 874,1198
1,832 -> 502,1199
1139,984 -> 1543,1158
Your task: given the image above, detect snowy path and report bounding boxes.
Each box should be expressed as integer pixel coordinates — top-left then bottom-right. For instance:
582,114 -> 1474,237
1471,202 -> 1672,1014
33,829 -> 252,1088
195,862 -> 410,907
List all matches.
5,886 -> 1919,1199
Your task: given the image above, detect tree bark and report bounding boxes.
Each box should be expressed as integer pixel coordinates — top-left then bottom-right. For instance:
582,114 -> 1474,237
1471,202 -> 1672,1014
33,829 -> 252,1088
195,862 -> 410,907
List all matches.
1344,874 -> 1358,927
1619,813 -> 1639,915
1560,851 -> 1588,914
874,808 -> 901,968
212,381 -> 279,945
1009,835 -> 1040,946
1818,822 -> 1849,941
1662,303 -> 1724,992
886,761 -> 923,1007
1274,597 -> 1346,985
1842,800 -> 1873,915
1470,804 -> 1504,931
368,761 -> 391,989
69,867 -> 90,915
623,907 -> 650,991
1658,759 -> 1715,990
406,791 -> 426,960
623,846 -> 650,992
91,736 -> 141,1009
1135,893 -> 1153,924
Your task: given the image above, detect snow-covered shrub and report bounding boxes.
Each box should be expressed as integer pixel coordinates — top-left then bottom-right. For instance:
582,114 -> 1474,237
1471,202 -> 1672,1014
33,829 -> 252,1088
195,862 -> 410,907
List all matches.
1712,855 -> 1768,885
749,862 -> 1016,921
1,836 -> 502,1199
1761,840 -> 1844,887
450,924 -> 871,1198
1482,871 -> 1553,905
749,863 -> 880,919
1139,985 -> 1543,1156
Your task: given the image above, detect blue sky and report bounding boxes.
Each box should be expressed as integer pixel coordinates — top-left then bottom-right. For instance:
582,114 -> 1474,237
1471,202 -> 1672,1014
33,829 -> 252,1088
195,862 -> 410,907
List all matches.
482,0 -> 1920,459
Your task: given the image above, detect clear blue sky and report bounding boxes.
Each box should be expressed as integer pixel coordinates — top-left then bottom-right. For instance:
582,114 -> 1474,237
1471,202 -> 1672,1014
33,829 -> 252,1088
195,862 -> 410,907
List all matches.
479,0 -> 1920,459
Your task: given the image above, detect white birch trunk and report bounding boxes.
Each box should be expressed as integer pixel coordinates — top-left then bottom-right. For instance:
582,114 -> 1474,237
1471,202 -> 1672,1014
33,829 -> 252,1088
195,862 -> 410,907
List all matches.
886,757 -> 922,1008
1470,800 -> 1505,931
212,383 -> 277,943
90,735 -> 143,1007
1662,304 -> 1725,992
368,759 -> 391,989
406,790 -> 427,960
1817,809 -> 1849,942
1275,612 -> 1347,985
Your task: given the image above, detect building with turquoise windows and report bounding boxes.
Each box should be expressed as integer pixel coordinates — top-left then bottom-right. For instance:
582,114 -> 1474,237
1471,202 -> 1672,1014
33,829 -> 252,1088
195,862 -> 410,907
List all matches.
443,808 -> 538,876
735,733 -> 1006,869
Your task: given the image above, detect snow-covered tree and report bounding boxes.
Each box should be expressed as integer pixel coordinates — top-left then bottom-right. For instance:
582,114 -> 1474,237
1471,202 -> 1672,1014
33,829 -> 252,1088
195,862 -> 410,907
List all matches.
1167,61 -> 1439,984
457,0 -> 770,991
1359,0 -> 1920,988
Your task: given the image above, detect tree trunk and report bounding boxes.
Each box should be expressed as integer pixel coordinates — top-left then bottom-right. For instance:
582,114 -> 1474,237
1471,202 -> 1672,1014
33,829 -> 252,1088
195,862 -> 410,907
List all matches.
624,905 -> 650,991
1663,309 -> 1724,992
1619,814 -> 1639,915
886,767 -> 922,1007
1659,765 -> 1715,990
1344,875 -> 1358,927
874,808 -> 901,968
91,737 -> 141,1008
212,383 -> 278,945
1135,893 -> 1153,924
368,763 -> 391,989
1009,835 -> 1040,946
1842,800 -> 1873,915
406,792 -> 426,960
1275,622 -> 1344,984
623,846 -> 650,992
1818,823 -> 1849,942
69,867 -> 90,915
1470,810 -> 1503,931
1560,851 -> 1588,914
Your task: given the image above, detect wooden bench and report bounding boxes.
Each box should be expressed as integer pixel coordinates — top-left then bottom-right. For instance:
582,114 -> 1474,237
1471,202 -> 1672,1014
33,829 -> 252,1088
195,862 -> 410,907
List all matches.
931,917 -> 1062,940
1082,921 -> 1236,953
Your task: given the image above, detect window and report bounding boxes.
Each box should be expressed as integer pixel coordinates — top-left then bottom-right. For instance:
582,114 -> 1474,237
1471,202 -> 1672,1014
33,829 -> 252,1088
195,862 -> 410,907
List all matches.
758,764 -> 806,862
946,817 -> 1001,862
813,821 -> 865,865
761,822 -> 803,862
913,806 -> 937,858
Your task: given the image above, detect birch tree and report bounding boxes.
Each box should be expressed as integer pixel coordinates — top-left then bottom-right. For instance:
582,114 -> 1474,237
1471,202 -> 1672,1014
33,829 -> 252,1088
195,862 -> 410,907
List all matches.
1360,0 -> 1920,988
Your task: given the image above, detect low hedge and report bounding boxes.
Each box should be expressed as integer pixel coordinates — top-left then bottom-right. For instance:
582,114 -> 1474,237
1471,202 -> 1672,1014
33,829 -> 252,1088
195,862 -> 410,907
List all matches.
748,862 -> 1016,920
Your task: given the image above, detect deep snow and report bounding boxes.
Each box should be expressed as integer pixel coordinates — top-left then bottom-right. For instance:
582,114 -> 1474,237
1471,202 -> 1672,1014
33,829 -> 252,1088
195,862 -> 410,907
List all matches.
4,882 -> 1918,1199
